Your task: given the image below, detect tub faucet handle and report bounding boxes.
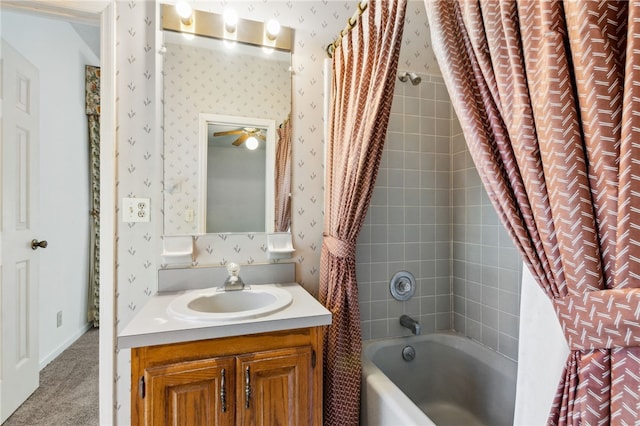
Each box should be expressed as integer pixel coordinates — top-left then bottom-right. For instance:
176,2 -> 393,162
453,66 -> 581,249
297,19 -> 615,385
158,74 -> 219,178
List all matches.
400,314 -> 421,335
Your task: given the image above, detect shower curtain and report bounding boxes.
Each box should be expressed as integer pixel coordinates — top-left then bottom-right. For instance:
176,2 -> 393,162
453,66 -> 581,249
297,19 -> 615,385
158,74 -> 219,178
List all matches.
425,0 -> 640,423
320,1 -> 407,424
274,116 -> 291,232
86,65 -> 100,327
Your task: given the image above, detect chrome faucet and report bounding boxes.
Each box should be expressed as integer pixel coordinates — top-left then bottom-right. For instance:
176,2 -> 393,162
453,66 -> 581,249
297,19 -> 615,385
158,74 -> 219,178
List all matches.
400,315 -> 421,335
222,262 -> 246,291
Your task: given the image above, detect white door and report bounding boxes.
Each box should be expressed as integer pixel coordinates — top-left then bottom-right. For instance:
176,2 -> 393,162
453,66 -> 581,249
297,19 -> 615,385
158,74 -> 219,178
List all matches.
0,39 -> 41,423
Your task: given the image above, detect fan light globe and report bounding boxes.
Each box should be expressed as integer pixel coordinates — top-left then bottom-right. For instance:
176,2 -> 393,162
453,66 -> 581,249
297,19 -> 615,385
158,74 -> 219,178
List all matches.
246,136 -> 259,150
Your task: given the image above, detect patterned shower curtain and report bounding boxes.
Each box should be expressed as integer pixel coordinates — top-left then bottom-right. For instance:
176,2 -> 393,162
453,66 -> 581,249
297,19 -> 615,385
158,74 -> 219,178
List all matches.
425,0 -> 640,423
320,1 -> 407,424
274,116 -> 291,232
86,65 -> 100,327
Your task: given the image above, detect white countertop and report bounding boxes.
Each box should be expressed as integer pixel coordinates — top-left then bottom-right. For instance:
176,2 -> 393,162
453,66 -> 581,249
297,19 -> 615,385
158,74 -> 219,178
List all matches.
117,283 -> 332,349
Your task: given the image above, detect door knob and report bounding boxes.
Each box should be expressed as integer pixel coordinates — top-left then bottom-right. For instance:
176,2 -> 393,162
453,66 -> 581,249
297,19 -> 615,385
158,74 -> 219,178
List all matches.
31,239 -> 48,250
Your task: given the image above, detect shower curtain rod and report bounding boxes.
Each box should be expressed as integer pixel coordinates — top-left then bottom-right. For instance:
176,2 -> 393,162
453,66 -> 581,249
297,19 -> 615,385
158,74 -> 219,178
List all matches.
326,1 -> 368,58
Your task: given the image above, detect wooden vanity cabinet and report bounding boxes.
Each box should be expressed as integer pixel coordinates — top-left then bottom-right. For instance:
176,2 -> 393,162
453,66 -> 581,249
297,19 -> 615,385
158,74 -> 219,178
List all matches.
131,327 -> 324,426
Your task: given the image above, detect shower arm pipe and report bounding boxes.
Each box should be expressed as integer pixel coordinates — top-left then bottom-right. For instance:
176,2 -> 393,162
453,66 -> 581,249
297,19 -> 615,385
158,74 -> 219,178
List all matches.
326,1 -> 368,58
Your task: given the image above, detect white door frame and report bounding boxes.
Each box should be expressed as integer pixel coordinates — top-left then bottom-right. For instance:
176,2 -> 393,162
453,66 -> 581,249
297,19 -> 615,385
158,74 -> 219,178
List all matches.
1,2 -> 117,424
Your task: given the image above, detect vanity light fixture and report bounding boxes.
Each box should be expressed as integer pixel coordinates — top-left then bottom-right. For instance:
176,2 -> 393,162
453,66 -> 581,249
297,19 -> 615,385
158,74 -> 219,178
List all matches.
162,4 -> 293,52
265,19 -> 281,41
175,0 -> 193,25
245,136 -> 259,150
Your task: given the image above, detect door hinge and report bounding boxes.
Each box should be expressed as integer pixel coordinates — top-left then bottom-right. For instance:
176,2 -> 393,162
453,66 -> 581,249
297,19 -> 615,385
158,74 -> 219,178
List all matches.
139,376 -> 145,399
312,350 -> 317,369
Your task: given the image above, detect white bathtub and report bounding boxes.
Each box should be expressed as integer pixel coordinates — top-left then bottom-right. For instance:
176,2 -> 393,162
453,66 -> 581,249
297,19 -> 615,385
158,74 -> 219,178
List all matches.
361,332 -> 517,426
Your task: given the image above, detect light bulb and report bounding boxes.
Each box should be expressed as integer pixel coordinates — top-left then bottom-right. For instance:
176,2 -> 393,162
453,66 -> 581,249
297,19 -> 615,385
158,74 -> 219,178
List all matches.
246,136 -> 259,150
224,9 -> 238,33
175,1 -> 192,19
266,19 -> 281,40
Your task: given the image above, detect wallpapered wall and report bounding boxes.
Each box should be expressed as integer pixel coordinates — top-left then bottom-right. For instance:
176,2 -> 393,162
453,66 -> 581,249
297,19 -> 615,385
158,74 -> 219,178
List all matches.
115,1 -> 439,422
163,41 -> 291,234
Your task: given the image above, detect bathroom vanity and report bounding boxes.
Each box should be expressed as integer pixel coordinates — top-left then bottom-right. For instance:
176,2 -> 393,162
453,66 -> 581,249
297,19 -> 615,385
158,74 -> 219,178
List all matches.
118,265 -> 332,426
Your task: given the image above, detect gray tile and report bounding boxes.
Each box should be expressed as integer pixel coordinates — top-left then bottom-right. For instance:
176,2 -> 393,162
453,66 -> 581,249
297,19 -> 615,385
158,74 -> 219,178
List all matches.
405,96 -> 420,114
405,115 -> 420,134
421,296 -> 436,314
467,300 -> 482,322
421,98 -> 436,118
454,314 -> 466,333
388,113 -> 404,132
360,302 -> 371,321
436,294 -> 451,313
405,207 -> 420,225
499,289 -> 520,316
355,244 -> 371,264
435,100 -> 451,119
466,281 -> 482,302
453,295 -> 465,315
391,94 -> 403,114
482,286 -> 500,309
387,150 -> 404,169
420,314 -> 437,334
405,134 -> 420,152
370,262 -> 388,281
405,243 -> 421,261
371,282 -> 389,301
371,320 -> 389,339
406,188 -> 420,206
420,277 -> 436,296
482,325 -> 499,351
389,244 -> 405,262
361,321 -> 372,341
371,300 -> 388,320
498,333 -> 519,361
499,311 -> 520,339
388,225 -> 406,243
466,318 -> 482,341
436,313 -> 451,330
482,306 -> 499,330
388,299 -> 404,317
370,225 -> 388,244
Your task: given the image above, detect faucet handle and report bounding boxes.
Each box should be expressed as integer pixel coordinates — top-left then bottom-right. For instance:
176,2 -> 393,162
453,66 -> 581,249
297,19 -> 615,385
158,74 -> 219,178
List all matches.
227,262 -> 240,276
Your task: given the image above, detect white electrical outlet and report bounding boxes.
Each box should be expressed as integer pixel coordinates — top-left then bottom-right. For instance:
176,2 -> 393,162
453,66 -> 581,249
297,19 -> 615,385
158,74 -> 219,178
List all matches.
57,311 -> 62,328
123,197 -> 151,222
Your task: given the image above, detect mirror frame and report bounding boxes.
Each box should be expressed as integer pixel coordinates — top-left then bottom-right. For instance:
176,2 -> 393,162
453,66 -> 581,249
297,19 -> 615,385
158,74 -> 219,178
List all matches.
198,113 -> 276,234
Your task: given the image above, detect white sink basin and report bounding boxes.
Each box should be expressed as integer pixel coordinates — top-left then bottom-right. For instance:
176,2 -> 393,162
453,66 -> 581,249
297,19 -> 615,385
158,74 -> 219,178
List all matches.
167,286 -> 293,321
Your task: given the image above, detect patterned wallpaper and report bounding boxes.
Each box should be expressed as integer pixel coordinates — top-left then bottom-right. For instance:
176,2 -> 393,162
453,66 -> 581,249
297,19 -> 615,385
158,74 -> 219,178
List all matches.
114,0 -> 438,423
163,41 -> 291,234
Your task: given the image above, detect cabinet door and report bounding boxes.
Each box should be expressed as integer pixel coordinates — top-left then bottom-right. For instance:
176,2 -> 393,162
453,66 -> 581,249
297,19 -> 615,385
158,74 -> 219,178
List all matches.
237,346 -> 312,426
145,357 -> 236,426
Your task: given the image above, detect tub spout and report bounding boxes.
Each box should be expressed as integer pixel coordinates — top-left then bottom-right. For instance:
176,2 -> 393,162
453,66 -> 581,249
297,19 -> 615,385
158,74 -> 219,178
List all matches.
400,315 -> 421,335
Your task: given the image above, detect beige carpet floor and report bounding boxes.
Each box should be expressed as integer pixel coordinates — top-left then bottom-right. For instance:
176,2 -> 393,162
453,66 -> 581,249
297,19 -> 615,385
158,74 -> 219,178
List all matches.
3,328 -> 99,426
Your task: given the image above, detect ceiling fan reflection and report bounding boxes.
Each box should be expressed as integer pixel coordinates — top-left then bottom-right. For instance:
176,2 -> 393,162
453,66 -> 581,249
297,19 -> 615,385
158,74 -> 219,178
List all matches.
213,127 -> 266,148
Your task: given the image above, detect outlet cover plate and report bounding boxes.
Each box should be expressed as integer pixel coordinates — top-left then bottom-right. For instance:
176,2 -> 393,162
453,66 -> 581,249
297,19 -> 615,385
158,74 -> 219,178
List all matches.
123,197 -> 151,222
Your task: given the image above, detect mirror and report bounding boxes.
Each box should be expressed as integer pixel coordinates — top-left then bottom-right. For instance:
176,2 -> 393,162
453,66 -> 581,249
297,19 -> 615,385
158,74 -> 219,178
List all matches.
198,114 -> 275,233
162,6 -> 292,236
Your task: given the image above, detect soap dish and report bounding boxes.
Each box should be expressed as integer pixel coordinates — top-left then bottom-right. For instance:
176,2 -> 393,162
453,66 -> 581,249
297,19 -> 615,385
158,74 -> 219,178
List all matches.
267,232 -> 294,260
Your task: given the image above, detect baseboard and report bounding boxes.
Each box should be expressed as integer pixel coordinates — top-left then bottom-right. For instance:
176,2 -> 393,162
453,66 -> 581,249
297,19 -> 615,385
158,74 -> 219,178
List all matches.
39,323 -> 93,370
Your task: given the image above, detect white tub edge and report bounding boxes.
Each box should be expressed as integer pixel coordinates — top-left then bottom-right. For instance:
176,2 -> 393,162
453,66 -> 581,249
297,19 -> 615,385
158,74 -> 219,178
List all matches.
361,357 -> 435,426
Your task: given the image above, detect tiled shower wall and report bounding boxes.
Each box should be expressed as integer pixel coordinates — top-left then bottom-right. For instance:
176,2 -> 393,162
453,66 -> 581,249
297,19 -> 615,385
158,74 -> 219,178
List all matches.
357,72 -> 523,362
450,118 -> 523,361
357,73 -> 453,340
